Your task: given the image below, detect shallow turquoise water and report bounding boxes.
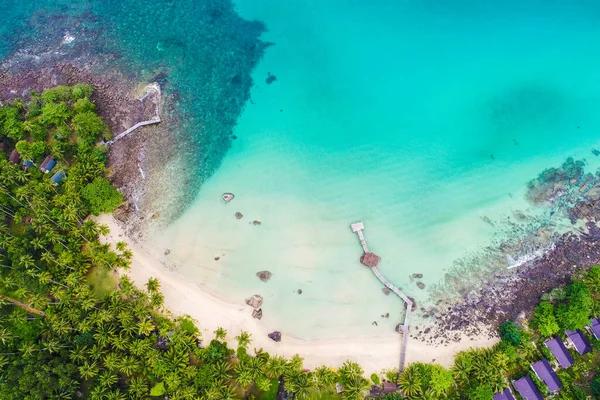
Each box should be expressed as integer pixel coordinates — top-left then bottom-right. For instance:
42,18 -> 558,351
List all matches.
153,0 -> 600,339
4,0 -> 600,339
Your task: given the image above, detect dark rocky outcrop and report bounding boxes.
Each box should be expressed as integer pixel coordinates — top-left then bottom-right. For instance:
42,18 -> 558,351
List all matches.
268,331 -> 281,342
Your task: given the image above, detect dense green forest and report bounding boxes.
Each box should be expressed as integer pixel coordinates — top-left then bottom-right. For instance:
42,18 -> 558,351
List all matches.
1,84 -> 600,399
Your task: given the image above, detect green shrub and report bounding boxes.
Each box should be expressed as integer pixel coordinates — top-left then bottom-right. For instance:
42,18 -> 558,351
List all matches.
532,301 -> 560,337
81,177 -> 123,215
72,111 -> 108,146
40,86 -> 72,103
73,97 -> 96,114
498,321 -> 522,345
71,83 -> 94,99
371,373 -> 380,385
149,381 -> 166,396
40,102 -> 71,127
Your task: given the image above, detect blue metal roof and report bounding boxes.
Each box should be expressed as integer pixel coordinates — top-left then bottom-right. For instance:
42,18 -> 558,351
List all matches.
493,388 -> 516,400
544,337 -> 574,368
23,160 -> 33,167
513,376 -> 543,400
566,329 -> 592,355
531,359 -> 562,392
51,171 -> 65,185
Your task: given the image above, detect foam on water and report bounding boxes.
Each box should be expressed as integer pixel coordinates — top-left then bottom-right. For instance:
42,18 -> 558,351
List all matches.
148,0 -> 600,339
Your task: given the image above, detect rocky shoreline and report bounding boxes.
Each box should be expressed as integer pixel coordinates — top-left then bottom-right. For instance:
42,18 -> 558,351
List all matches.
419,159 -> 600,346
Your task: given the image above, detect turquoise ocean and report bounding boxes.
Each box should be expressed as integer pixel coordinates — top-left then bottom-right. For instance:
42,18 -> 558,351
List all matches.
3,0 -> 600,339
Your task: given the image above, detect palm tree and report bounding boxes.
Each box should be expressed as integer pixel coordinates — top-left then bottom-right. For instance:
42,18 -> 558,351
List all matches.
235,331 -> 252,349
341,375 -> 369,400
214,327 -> 227,341
265,355 -> 288,379
398,367 -> 422,397
211,360 -> 232,383
98,370 -> 118,389
314,365 -> 337,388
79,360 -> 99,380
285,370 -> 313,398
127,376 -> 148,399
137,319 -> 155,336
451,355 -> 472,387
146,277 -> 160,293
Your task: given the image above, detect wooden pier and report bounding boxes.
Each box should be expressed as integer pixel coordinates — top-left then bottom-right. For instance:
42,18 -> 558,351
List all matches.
350,222 -> 413,373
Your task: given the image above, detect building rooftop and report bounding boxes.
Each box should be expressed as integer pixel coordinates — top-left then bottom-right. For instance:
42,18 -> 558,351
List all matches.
40,156 -> 56,173
493,388 -> 516,400
9,149 -> 20,164
590,318 -> 600,340
566,329 -> 592,355
531,359 -> 562,392
382,382 -> 397,394
50,171 -> 65,185
513,376 -> 543,400
544,337 -> 574,368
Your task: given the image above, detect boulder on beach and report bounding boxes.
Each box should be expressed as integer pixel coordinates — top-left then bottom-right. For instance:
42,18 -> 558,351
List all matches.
268,331 -> 282,342
222,193 -> 234,203
252,308 -> 263,320
245,295 -> 263,309
257,271 -> 272,282
235,212 -> 243,219
412,273 -> 423,279
417,282 -> 425,289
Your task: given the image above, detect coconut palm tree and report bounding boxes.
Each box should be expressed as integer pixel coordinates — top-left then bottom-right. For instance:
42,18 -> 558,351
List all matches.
398,367 -> 422,397
285,370 -> 313,399
214,327 -> 227,341
145,277 -> 160,293
341,375 -> 368,400
235,331 -> 252,350
79,360 -> 99,380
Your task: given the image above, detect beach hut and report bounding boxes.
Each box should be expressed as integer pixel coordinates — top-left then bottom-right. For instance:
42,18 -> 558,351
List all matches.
493,388 -> 516,400
382,382 -> 397,394
588,318 -> 600,340
512,376 -> 543,400
9,149 -> 21,164
50,171 -> 65,185
369,385 -> 383,397
22,160 -> 33,170
40,155 -> 56,173
544,337 -> 574,368
566,329 -> 592,355
531,359 -> 562,392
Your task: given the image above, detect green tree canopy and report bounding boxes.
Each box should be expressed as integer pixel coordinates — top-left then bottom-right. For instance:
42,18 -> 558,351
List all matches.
532,301 -> 560,337
498,321 -> 522,345
81,177 -> 123,215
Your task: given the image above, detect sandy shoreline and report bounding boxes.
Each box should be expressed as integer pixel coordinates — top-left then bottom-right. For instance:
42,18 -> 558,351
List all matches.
98,214 -> 497,374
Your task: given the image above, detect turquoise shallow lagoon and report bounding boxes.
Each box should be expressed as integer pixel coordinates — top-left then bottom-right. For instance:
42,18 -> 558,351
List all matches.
150,0 -> 600,339
3,0 -> 600,340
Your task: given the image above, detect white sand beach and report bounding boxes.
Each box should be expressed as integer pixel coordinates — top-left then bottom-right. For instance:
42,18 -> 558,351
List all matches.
98,214 -> 498,374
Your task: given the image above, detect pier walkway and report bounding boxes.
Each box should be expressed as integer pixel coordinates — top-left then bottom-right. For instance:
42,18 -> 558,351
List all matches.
107,117 -> 161,145
350,222 -> 413,373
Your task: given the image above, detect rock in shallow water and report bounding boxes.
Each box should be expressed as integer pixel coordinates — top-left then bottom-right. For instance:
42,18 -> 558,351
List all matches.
222,193 -> 234,203
417,282 -> 425,289
257,271 -> 272,282
382,287 -> 390,296
412,273 -> 423,279
235,212 -> 243,219
245,294 -> 263,308
268,331 -> 281,342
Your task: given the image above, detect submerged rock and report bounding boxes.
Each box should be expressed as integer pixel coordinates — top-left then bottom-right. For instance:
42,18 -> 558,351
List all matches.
268,331 -> 281,342
245,294 -> 263,309
417,282 -> 425,289
252,308 -> 263,320
297,289 -> 302,295
257,271 -> 272,282
235,212 -> 243,219
412,273 -> 423,279
252,220 -> 262,226
266,72 -> 277,84
382,287 -> 390,296
222,193 -> 234,203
